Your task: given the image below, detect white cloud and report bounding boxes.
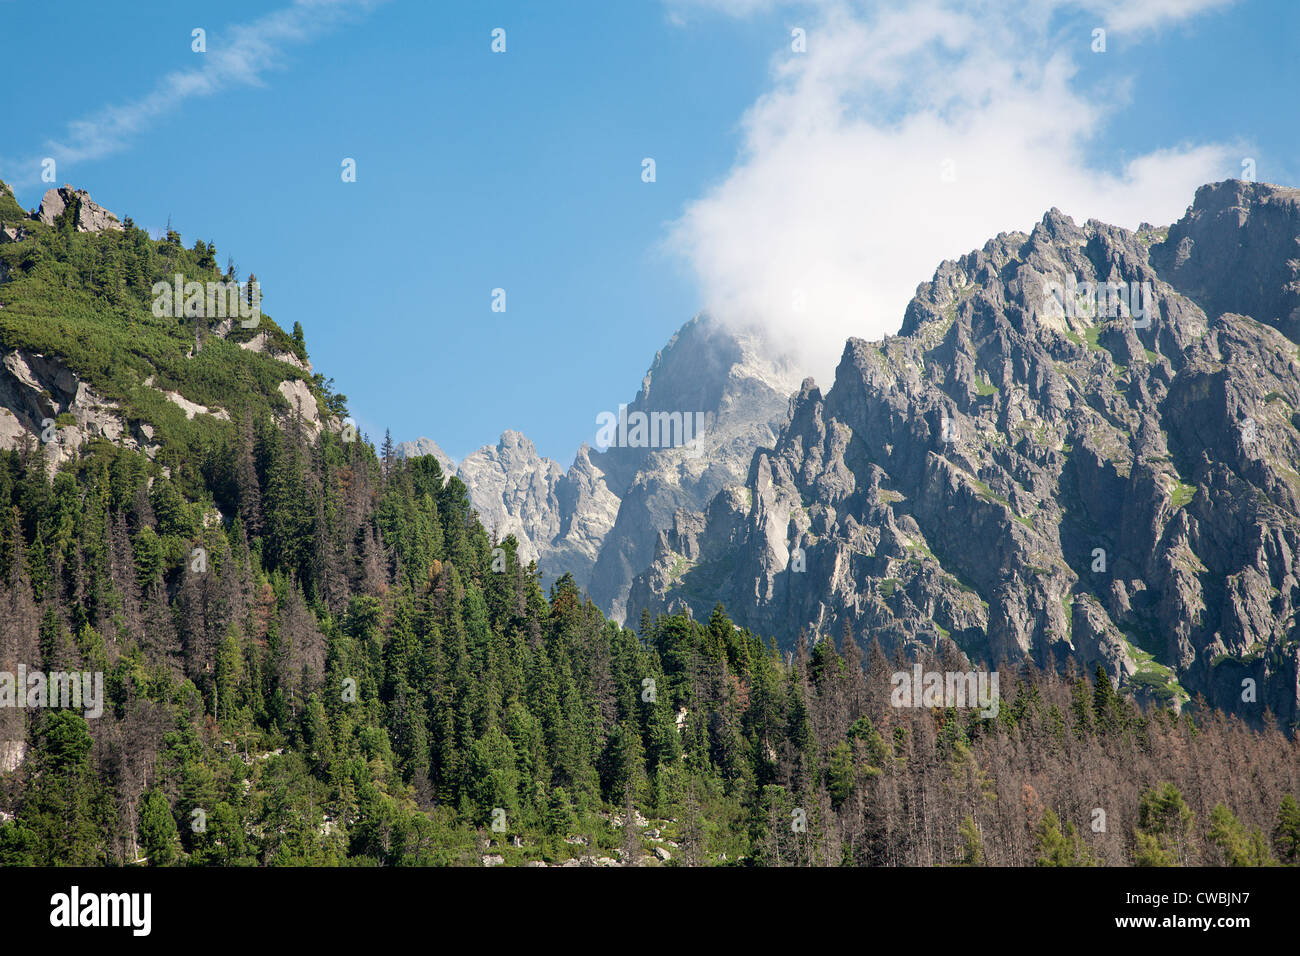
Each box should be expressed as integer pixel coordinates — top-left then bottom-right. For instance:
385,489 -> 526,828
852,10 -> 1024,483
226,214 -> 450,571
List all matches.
3,0 -> 386,187
667,0 -> 1238,31
663,0 -> 1244,382
1077,0 -> 1238,32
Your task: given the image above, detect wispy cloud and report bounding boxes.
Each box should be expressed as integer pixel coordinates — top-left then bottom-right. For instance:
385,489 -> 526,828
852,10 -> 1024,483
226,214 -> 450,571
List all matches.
662,0 -> 1245,382
665,0 -> 1239,31
2,0 -> 386,188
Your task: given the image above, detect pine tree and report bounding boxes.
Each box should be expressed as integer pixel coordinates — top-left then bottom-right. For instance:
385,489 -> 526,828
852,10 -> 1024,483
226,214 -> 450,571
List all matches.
138,789 -> 181,865
957,815 -> 985,866
1272,794 -> 1300,864
1034,808 -> 1094,866
1134,783 -> 1196,866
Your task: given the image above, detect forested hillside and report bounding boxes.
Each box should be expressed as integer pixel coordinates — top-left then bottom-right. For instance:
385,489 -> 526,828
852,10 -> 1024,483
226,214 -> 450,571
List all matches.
0,181 -> 1297,867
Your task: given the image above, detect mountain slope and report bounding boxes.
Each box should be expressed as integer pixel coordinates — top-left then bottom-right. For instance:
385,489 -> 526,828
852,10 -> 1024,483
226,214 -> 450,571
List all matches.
0,181 -> 345,478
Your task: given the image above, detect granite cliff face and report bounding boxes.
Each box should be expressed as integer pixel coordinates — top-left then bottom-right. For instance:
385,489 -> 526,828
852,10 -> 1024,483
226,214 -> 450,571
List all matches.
450,431 -> 620,584
0,348 -> 152,470
629,180 -> 1300,728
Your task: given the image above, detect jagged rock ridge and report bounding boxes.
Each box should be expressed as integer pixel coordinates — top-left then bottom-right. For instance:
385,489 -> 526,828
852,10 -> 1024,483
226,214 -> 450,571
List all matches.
629,180 -> 1300,728
400,316 -> 805,606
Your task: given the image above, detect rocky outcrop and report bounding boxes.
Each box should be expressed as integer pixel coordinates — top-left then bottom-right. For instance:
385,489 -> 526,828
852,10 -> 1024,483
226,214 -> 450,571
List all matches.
163,389 -> 230,422
240,332 -> 312,373
630,180 -> 1300,728
1151,180 -> 1300,340
277,378 -> 322,438
0,348 -> 145,468
35,185 -> 124,233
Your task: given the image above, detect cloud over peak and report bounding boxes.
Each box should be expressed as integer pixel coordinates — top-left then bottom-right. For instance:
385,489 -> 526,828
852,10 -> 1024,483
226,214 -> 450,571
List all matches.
663,0 -> 1243,383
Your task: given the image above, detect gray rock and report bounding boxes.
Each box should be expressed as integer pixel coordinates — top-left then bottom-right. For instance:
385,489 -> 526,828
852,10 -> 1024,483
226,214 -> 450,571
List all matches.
402,315 -> 804,607
277,378 -> 321,438
394,436 -> 455,473
239,332 -> 312,373
35,185 -> 124,233
0,349 -> 138,469
631,181 -> 1300,728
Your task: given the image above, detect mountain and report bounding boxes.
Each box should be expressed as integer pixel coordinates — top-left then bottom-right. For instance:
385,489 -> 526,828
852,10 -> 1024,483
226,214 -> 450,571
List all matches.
630,180 -> 1300,729
585,316 -> 806,621
399,315 -> 805,614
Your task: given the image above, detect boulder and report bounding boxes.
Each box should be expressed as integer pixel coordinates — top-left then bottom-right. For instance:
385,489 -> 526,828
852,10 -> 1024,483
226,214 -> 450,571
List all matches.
35,185 -> 124,233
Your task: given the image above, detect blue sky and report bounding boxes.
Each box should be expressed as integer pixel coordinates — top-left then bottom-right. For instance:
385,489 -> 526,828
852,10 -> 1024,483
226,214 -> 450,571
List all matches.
2,0 -> 1296,463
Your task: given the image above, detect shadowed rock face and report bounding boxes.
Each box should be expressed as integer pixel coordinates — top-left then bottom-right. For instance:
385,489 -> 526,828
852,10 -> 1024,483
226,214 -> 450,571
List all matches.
1151,181 -> 1300,341
629,180 -> 1300,729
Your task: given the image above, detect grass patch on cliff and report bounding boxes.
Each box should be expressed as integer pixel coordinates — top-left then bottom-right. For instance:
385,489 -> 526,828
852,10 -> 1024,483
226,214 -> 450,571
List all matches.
1066,325 -> 1105,352
1169,480 -> 1196,509
1121,634 -> 1190,707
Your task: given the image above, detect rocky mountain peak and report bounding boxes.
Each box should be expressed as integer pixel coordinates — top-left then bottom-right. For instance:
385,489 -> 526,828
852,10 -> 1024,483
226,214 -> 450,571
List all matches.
1151,180 -> 1300,339
394,436 -> 455,472
399,314 -> 807,613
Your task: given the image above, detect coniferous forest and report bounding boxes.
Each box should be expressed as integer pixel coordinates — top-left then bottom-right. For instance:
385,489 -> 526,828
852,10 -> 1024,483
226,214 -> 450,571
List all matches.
0,413 -> 1297,867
